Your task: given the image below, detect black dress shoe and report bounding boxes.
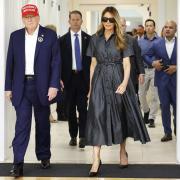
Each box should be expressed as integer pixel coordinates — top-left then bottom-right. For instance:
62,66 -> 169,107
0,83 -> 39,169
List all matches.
119,152 -> 128,169
144,110 -> 150,124
10,163 -> 23,177
148,119 -> 155,128
69,138 -> 77,146
161,134 -> 172,142
79,138 -> 85,148
89,160 -> 102,177
41,159 -> 50,169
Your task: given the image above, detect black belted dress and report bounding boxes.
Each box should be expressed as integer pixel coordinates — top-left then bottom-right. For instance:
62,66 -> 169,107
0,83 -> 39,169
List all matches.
85,32 -> 150,146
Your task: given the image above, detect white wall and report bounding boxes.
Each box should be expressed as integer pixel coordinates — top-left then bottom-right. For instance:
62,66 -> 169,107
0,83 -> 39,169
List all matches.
28,0 -> 69,36
166,0 -> 177,21
157,0 -> 177,35
0,0 -> 6,162
58,0 -> 69,35
4,0 -> 69,35
3,0 -> 25,162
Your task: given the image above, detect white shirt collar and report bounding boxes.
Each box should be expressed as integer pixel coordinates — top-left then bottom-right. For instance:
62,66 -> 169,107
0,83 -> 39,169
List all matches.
70,29 -> 81,36
165,36 -> 175,43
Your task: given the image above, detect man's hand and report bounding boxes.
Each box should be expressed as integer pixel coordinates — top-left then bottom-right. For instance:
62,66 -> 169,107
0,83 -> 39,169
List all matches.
152,60 -> 163,71
5,91 -> 12,101
164,65 -> 176,75
47,87 -> 58,101
138,74 -> 144,84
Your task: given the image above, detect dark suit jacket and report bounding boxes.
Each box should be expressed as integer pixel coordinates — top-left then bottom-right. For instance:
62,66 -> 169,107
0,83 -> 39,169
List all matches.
5,25 -> 61,106
125,34 -> 145,86
152,37 -> 177,88
59,30 -> 91,93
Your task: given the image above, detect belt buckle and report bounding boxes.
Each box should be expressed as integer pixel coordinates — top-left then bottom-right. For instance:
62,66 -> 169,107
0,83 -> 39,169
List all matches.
72,70 -> 79,74
25,75 -> 34,80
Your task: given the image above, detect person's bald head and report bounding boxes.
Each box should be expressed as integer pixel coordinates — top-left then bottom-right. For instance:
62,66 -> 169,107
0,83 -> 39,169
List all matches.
165,20 -> 177,30
120,17 -> 126,33
164,20 -> 177,40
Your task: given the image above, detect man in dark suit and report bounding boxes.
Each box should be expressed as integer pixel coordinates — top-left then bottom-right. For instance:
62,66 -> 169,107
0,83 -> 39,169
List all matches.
5,4 -> 61,177
60,10 -> 91,148
136,25 -> 145,40
120,17 -> 145,95
152,20 -> 177,142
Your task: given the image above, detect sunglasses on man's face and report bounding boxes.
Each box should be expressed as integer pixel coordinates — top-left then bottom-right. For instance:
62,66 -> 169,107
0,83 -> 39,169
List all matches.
101,17 -> 115,23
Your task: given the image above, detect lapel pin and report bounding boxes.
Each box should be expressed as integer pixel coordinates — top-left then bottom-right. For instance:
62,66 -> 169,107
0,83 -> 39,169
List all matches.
38,36 -> 44,42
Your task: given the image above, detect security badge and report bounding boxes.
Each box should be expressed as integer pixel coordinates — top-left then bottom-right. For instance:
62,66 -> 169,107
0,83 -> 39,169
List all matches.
38,34 -> 44,42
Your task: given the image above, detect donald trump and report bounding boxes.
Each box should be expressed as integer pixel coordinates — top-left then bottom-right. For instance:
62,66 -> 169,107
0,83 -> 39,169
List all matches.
5,4 -> 61,177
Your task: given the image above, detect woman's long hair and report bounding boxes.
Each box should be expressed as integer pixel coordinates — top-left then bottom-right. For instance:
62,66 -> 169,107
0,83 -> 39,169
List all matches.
97,6 -> 126,50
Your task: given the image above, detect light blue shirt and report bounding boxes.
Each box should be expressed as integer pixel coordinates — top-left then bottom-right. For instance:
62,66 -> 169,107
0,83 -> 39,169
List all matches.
138,34 -> 160,66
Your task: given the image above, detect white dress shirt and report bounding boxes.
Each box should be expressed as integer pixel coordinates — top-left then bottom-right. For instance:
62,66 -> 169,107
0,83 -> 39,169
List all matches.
25,25 -> 39,75
70,30 -> 82,70
165,37 -> 175,59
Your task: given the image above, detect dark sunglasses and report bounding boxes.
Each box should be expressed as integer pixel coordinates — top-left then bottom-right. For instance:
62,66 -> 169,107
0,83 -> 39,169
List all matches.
101,17 -> 115,23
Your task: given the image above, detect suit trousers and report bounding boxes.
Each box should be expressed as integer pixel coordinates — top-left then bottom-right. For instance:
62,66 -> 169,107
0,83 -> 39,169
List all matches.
138,68 -> 159,120
157,80 -> 176,134
66,72 -> 88,138
56,90 -> 67,119
13,78 -> 51,163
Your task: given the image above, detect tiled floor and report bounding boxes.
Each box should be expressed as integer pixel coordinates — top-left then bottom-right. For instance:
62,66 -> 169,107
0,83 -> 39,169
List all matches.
5,104 -> 177,164
2,105 -> 178,180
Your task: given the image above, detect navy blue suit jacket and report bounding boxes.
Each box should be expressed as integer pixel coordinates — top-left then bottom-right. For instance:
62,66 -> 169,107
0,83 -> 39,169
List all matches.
152,37 -> 177,88
5,25 -> 61,106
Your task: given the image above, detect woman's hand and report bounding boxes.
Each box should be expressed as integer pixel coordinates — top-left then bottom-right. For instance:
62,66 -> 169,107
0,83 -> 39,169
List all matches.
87,88 -> 91,99
115,82 -> 127,94
117,57 -> 130,95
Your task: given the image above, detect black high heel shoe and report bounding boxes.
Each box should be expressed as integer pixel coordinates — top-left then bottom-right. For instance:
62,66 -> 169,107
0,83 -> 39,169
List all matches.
119,152 -> 128,169
89,160 -> 102,177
